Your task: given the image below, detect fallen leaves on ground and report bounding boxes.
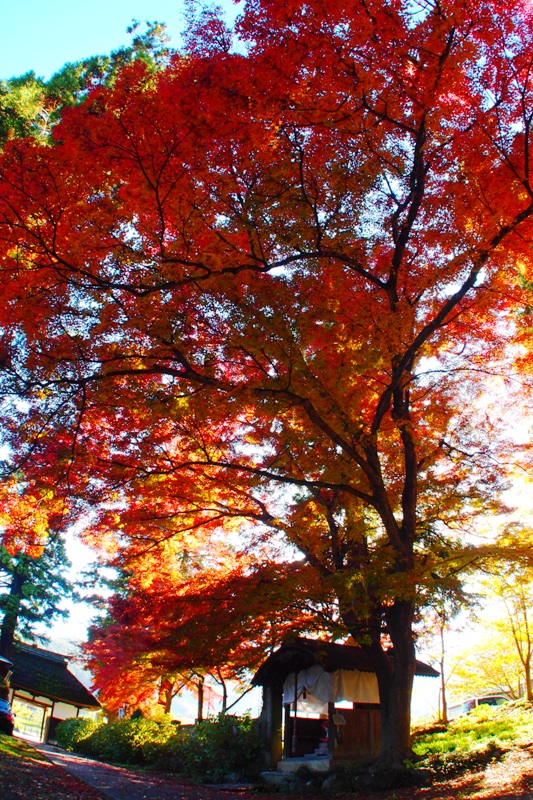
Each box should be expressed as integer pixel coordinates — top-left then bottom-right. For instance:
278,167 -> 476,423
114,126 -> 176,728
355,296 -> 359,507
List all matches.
4,733 -> 533,800
0,734 -> 105,800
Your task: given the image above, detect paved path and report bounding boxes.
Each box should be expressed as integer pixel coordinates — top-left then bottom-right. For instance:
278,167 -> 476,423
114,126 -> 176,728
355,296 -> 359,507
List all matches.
35,744 -> 254,800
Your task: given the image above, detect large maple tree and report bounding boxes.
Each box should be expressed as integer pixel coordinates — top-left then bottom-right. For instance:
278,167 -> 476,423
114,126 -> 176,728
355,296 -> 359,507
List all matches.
0,0 -> 532,767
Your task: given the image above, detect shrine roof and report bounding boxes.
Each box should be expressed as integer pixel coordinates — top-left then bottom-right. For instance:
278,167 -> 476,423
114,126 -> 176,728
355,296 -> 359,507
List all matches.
252,638 -> 439,689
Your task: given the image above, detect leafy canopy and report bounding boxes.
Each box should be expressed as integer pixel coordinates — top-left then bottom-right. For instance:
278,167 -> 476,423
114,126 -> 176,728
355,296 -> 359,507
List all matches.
0,0 -> 533,763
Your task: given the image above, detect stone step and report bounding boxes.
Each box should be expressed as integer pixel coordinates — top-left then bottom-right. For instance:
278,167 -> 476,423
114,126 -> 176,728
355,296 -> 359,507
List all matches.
277,757 -> 332,773
260,772 -> 287,786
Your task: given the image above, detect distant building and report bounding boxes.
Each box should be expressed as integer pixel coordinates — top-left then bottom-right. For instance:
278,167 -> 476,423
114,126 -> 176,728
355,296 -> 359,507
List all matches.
8,643 -> 100,742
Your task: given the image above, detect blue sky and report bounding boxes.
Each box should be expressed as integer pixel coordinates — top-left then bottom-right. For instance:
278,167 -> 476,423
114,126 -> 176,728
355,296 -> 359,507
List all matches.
0,0 -> 239,81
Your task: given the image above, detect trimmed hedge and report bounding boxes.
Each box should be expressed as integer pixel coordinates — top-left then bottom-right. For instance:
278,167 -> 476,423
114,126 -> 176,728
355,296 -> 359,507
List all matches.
55,714 -> 262,782
76,718 -> 175,765
55,717 -> 99,750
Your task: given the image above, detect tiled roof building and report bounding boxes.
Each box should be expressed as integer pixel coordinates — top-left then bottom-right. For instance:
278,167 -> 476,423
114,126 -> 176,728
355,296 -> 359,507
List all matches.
8,643 -> 99,742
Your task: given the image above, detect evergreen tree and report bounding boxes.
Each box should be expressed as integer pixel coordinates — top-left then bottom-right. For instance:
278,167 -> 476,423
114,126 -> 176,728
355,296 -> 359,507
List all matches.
0,21 -> 170,144
0,532 -> 74,659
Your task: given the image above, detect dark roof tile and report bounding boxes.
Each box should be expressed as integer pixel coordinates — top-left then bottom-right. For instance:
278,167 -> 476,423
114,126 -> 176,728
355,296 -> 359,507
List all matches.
10,644 -> 100,709
252,638 -> 439,688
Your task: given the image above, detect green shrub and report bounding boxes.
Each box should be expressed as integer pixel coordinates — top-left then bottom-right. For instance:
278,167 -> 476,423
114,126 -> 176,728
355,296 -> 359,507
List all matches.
139,723 -> 188,770
60,713 -> 261,781
55,717 -> 99,751
76,718 -> 175,765
154,714 -> 262,782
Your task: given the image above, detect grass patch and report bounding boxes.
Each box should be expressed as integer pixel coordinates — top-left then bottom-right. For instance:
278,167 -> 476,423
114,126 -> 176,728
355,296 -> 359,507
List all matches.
414,701 -> 533,756
412,700 -> 533,778
0,732 -> 49,762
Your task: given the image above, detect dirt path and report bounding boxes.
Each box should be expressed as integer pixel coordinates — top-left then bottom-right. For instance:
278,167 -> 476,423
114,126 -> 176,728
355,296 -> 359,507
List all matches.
28,741 -> 533,800
35,744 -> 257,800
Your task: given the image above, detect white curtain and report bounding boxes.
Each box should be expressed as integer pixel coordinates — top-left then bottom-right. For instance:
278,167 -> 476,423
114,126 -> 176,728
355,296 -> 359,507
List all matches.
283,664 -> 379,706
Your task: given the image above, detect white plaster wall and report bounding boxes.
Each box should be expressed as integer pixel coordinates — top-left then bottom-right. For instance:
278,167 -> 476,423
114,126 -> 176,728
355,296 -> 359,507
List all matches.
52,701 -> 79,720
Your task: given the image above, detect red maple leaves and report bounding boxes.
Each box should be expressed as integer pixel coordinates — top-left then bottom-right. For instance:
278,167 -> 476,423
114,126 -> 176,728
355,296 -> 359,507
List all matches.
1,0 -> 533,763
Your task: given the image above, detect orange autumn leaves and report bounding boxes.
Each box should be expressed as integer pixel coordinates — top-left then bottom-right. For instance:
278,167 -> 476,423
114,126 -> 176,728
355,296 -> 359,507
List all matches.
0,0 -> 532,750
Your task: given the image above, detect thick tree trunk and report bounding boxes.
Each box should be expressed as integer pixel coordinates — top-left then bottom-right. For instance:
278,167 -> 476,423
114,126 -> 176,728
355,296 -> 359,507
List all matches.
374,654 -> 415,766
355,599 -> 417,768
0,568 -> 24,660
